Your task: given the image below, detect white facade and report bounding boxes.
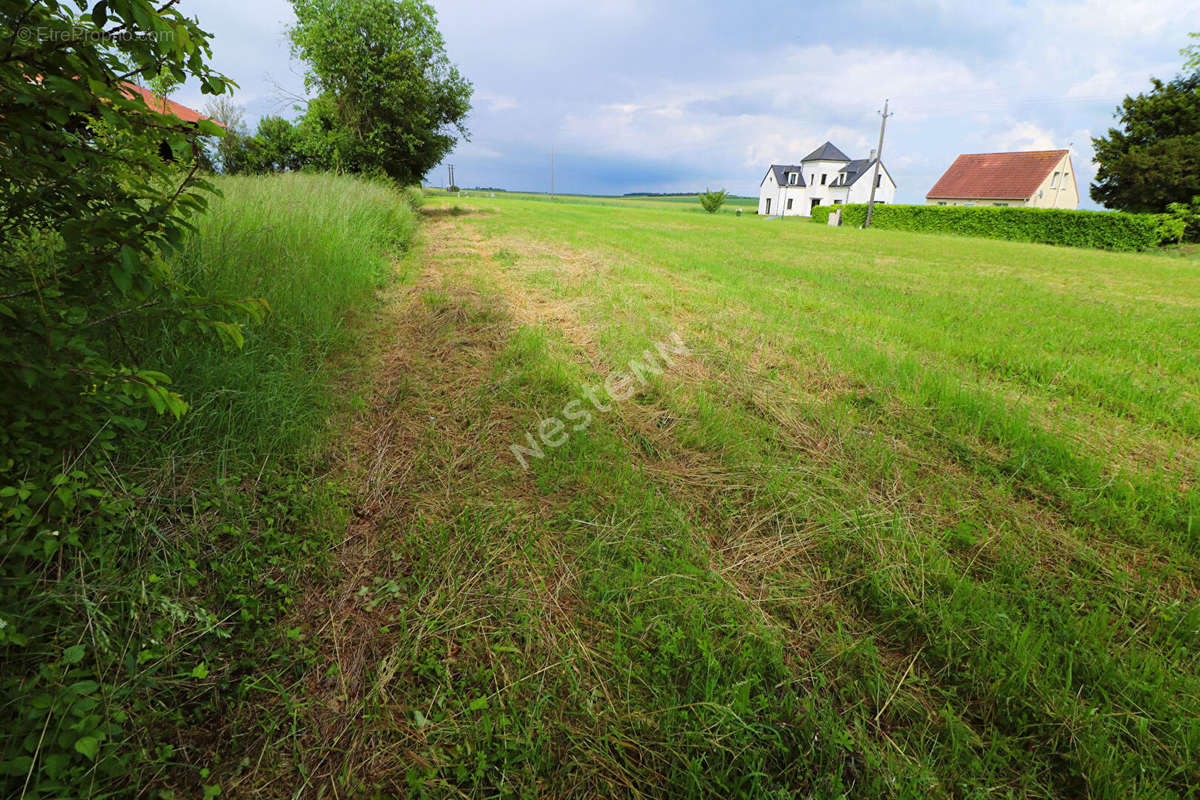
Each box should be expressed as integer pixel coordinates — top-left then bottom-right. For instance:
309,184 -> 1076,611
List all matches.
758,142 -> 897,217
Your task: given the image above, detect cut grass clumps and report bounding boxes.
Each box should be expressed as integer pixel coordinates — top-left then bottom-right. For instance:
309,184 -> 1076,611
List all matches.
370,191 -> 1200,798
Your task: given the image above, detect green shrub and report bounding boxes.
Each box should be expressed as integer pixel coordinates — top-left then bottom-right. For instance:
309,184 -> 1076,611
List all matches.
811,205 -> 834,224
699,187 -> 729,214
1166,196 -> 1200,242
818,204 -> 1177,251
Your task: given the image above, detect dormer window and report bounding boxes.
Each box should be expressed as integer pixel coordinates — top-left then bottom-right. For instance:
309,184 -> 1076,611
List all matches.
821,173 -> 827,185
789,172 -> 798,185
1051,171 -> 1061,188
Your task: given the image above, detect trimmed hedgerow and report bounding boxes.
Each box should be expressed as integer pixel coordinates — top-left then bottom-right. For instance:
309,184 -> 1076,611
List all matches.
813,204 -> 1182,251
811,206 -> 835,224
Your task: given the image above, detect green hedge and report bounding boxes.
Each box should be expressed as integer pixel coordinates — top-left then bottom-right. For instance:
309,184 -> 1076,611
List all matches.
811,206 -> 835,224
812,203 -> 1181,251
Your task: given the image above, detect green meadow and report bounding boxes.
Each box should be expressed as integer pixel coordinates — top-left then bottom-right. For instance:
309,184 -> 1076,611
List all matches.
18,178 -> 1196,798
245,190 -> 1197,798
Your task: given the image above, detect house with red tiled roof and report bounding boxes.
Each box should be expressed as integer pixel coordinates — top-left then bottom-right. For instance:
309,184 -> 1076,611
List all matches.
926,150 -> 1077,209
121,83 -> 222,127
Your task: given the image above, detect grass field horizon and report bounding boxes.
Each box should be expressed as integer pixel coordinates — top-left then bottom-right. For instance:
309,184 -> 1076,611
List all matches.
231,188 -> 1200,797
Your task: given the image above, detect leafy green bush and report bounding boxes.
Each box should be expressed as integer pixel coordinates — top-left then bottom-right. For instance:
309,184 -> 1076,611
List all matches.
699,187 -> 729,214
811,205 -> 835,224
1166,196 -> 1200,242
813,204 -> 1179,251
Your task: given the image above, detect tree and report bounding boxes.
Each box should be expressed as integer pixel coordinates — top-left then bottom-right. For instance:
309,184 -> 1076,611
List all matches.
204,97 -> 256,174
288,0 -> 472,184
699,188 -> 729,213
254,116 -> 302,172
1091,62 -> 1200,212
1184,32 -> 1200,73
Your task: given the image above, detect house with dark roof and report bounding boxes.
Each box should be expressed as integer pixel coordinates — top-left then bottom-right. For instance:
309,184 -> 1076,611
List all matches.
926,150 -> 1077,209
758,141 -> 896,217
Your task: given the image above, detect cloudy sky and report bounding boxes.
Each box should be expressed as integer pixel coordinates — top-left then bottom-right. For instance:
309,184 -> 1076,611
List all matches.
176,0 -> 1200,208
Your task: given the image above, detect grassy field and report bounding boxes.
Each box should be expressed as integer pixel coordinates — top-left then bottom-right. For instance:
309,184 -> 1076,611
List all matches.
423,186 -> 760,212
262,190 -> 1200,798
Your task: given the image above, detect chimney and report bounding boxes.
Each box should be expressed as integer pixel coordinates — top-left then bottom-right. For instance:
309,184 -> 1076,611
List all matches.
870,149 -> 877,161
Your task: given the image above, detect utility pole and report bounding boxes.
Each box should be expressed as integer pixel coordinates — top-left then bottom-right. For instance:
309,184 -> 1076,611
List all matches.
864,99 -> 893,229
551,147 -> 555,201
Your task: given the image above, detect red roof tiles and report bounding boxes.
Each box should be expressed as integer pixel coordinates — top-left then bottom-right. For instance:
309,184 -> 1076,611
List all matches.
926,150 -> 1069,200
121,83 -> 220,127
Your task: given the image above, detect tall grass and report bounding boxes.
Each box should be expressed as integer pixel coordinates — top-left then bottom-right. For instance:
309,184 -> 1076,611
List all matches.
141,171 -> 417,464
0,172 -> 417,799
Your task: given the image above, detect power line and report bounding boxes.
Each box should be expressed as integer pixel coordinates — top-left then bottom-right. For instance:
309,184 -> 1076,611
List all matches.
864,99 -> 893,229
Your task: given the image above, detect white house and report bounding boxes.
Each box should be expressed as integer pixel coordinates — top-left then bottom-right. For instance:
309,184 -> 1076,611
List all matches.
758,141 -> 897,217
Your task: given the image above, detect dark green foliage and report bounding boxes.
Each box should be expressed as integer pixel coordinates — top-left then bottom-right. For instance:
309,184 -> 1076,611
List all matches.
698,187 -> 729,213
288,0 -> 473,183
203,103 -> 303,175
813,204 -> 1181,251
252,116 -> 302,172
1091,71 -> 1200,212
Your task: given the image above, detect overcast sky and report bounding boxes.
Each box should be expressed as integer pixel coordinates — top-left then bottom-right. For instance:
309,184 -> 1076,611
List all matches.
176,0 -> 1200,207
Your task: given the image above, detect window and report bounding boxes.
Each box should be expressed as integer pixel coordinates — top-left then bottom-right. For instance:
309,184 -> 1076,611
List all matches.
788,172 -> 798,185
937,201 -> 947,206
765,198 -> 771,214
811,174 -> 815,185
821,173 -> 827,185
1051,171 -> 1061,188
875,174 -> 882,188
992,202 -> 1009,207
786,198 -> 793,210
833,199 -> 843,205
810,198 -> 821,212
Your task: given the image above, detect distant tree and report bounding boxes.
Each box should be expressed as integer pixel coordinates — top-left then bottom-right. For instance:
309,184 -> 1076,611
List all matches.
699,188 -> 729,214
1091,60 -> 1200,212
204,98 -> 255,174
288,0 -> 472,184
253,116 -> 302,172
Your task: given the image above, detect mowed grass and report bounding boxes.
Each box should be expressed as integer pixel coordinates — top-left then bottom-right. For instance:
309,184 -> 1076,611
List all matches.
422,186 -> 759,212
303,191 -> 1200,799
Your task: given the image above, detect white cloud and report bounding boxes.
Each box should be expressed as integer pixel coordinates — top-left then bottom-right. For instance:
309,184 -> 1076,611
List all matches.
478,92 -> 519,112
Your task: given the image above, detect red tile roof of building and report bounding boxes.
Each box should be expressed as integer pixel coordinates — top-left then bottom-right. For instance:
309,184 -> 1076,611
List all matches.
926,150 -> 1069,200
121,82 -> 221,127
